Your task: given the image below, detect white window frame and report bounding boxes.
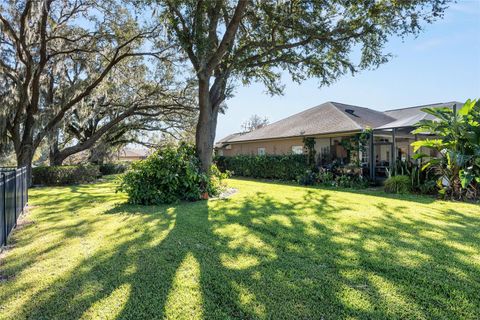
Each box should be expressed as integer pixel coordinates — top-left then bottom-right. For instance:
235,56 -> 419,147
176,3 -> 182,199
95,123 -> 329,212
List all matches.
258,147 -> 266,156
291,145 -> 304,155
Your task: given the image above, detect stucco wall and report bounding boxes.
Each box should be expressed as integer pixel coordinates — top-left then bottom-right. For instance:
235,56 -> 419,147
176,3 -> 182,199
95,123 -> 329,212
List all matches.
221,138 -> 306,156
218,135 -> 355,157
216,133 -> 439,165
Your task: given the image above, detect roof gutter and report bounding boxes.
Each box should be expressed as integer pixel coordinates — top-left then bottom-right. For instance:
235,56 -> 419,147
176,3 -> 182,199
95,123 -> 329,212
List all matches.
226,129 -> 363,145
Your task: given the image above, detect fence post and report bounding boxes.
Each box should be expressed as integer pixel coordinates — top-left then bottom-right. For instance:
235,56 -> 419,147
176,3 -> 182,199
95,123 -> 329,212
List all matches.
13,169 -> 17,226
21,168 -> 25,212
1,173 -> 6,246
20,168 -> 23,212
24,167 -> 28,206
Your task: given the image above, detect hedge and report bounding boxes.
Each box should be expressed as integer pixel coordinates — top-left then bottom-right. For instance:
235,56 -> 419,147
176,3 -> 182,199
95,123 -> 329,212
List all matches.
99,162 -> 130,175
32,164 -> 101,186
215,154 -> 309,181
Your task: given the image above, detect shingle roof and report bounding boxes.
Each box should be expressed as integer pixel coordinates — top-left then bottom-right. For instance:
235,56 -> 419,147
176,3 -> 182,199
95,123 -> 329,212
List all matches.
214,132 -> 243,148
217,100 -> 464,145
228,102 -> 395,143
384,101 -> 462,120
378,101 -> 462,129
120,148 -> 149,158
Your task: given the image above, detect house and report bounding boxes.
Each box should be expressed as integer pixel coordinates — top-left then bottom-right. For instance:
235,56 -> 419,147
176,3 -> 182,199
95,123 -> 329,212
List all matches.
215,101 -> 462,179
114,148 -> 149,161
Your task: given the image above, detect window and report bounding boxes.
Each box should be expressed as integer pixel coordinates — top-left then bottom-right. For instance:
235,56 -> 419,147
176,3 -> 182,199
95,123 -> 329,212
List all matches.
292,145 -> 304,154
218,150 -> 224,156
258,147 -> 266,155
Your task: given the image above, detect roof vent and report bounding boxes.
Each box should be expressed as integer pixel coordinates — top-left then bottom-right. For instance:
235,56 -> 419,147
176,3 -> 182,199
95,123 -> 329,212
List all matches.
345,109 -> 359,117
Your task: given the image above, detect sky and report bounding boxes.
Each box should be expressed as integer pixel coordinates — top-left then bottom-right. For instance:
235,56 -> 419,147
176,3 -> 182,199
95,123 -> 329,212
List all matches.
215,0 -> 480,141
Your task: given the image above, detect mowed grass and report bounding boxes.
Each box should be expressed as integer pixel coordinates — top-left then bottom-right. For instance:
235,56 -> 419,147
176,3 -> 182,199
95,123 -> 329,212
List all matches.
0,177 -> 479,320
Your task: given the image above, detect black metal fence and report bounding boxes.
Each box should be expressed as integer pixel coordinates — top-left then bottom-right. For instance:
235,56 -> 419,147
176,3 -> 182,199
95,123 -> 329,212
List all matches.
0,167 -> 28,247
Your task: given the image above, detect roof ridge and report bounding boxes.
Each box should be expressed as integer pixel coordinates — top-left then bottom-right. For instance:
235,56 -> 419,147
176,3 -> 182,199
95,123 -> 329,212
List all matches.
331,101 -> 397,119
330,101 -> 375,111
385,101 -> 461,112
329,102 -> 363,130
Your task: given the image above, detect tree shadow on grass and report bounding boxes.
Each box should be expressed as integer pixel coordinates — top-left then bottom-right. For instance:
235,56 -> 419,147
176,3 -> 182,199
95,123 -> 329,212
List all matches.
5,187 -> 480,319
233,177 -> 439,204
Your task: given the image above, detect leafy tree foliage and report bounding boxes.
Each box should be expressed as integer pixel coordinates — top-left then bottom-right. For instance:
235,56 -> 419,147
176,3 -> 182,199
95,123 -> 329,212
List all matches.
47,60 -> 197,165
412,99 -> 480,201
303,137 -> 316,167
158,0 -> 450,171
0,0 -> 189,181
241,114 -> 269,132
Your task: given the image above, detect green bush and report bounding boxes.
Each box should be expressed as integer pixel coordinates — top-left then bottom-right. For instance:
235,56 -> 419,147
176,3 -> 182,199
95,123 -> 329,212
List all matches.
216,155 -> 370,189
418,180 -> 437,195
318,171 -> 335,185
297,170 -> 318,186
99,162 -> 130,175
119,143 -> 228,205
207,164 -> 231,196
384,175 -> 412,194
394,159 -> 438,195
334,174 -> 369,189
215,154 -> 309,181
32,164 -> 100,186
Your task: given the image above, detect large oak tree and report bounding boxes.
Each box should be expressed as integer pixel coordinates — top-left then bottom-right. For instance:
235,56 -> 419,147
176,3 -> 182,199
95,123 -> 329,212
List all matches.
159,0 -> 449,172
0,0 -> 169,180
45,57 -> 196,165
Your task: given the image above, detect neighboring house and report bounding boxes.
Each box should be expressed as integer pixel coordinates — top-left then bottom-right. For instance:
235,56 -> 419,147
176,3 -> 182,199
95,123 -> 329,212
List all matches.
215,101 -> 462,179
115,148 -> 149,161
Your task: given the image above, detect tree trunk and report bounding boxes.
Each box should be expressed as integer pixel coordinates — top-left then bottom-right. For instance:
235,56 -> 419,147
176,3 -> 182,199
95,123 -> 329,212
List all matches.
49,152 -> 65,166
16,147 -> 33,186
88,145 -> 107,165
195,78 -> 218,173
49,134 -> 63,166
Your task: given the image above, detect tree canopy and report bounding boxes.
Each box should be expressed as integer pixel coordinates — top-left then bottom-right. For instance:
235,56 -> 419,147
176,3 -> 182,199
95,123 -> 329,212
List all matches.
0,0 -> 195,178
158,0 -> 450,171
1,0 -> 452,177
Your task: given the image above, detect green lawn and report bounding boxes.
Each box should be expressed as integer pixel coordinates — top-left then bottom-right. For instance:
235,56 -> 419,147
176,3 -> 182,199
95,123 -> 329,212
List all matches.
0,177 -> 479,320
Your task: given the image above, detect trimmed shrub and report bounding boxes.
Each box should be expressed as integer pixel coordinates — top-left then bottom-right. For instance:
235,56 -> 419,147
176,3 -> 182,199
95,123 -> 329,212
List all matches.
334,174 -> 369,189
119,143 -> 228,205
32,164 -> 100,186
384,175 -> 411,194
99,162 -> 130,175
297,170 -> 317,186
215,154 -> 309,181
318,171 -> 335,185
